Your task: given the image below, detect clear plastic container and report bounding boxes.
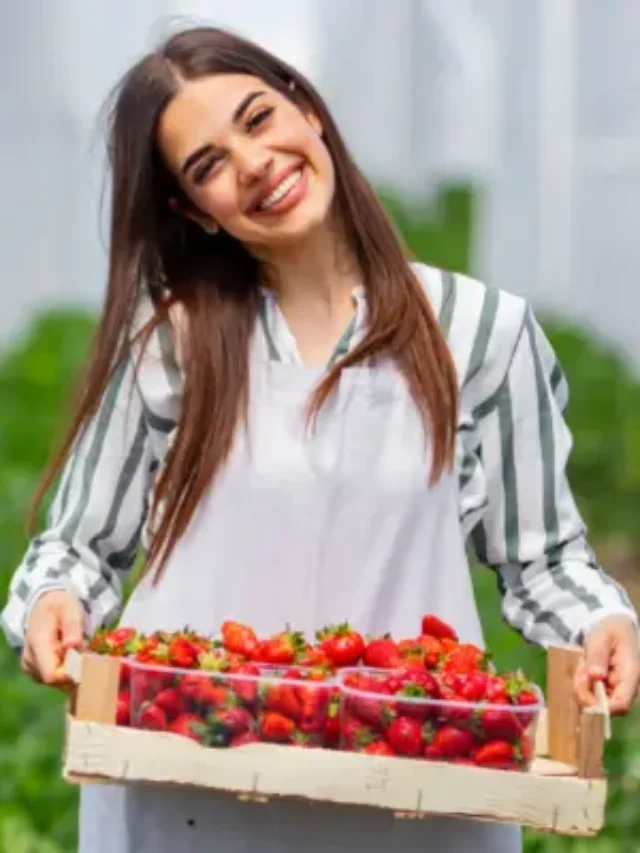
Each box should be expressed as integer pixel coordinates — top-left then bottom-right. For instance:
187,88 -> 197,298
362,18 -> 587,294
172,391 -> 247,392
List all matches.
336,667 -> 544,770
126,659 -> 337,749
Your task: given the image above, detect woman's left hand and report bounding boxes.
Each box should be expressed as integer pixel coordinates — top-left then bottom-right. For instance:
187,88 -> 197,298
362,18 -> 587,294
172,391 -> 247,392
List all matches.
574,614 -> 640,714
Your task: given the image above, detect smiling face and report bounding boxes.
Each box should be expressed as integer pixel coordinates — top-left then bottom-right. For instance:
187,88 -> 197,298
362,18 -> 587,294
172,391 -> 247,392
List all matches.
157,73 -> 336,251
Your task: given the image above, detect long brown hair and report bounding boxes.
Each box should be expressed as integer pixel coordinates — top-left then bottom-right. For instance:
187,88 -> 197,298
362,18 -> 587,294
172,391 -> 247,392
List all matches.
31,27 -> 459,581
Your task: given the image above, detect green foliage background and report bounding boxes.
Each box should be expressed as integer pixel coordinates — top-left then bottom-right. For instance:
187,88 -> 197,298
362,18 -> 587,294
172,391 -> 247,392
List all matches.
1,186 -> 639,851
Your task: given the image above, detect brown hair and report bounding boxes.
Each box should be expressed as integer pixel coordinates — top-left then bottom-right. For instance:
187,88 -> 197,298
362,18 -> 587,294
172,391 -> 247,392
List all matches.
31,27 -> 459,580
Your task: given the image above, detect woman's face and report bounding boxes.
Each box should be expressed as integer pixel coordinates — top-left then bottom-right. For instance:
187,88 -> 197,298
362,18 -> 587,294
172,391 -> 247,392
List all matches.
157,73 -> 336,250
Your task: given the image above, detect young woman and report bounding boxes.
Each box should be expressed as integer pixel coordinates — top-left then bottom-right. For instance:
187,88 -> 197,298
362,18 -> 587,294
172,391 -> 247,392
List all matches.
2,26 -> 638,853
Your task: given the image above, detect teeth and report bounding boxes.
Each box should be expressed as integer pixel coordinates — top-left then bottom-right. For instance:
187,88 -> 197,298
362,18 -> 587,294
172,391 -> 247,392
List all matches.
258,169 -> 302,210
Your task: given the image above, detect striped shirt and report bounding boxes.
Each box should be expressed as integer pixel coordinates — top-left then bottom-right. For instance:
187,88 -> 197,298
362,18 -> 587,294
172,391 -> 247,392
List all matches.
1,263 -> 636,651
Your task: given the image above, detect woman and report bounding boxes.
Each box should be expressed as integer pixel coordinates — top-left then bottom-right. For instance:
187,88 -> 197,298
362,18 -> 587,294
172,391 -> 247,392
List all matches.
2,26 -> 638,853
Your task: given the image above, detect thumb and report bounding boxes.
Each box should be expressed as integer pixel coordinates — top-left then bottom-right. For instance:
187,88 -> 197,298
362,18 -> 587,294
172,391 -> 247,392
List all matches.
584,626 -> 613,680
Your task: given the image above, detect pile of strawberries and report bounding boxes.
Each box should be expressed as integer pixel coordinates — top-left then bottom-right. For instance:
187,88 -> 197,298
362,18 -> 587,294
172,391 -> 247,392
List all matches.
87,614 -> 541,770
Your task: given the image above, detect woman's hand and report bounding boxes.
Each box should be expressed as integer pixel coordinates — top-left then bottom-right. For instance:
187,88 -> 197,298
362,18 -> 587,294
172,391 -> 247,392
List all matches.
574,614 -> 640,714
21,589 -> 85,689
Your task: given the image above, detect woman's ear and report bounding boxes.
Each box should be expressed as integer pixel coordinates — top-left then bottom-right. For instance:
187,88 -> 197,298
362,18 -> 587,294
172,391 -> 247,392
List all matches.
169,196 -> 219,234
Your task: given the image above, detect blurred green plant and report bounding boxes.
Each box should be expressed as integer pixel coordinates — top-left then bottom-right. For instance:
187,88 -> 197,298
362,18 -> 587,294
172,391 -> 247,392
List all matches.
0,186 -> 639,851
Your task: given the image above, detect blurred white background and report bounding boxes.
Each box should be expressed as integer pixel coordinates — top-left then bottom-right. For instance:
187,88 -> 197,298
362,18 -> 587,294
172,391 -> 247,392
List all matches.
2,0 -> 640,367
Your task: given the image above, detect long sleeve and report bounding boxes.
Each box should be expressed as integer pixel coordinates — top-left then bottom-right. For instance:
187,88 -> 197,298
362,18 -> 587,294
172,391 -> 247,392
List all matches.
469,305 -> 637,647
1,354 -> 157,652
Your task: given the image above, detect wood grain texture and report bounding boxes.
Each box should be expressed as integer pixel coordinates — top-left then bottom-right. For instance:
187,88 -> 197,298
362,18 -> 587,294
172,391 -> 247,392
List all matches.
63,719 -> 607,836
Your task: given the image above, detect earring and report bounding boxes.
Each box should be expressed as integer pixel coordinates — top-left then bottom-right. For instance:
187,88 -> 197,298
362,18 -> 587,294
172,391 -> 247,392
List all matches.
201,222 -> 219,235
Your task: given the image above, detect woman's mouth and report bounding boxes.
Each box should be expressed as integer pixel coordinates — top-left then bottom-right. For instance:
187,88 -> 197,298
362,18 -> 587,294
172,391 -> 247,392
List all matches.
253,166 -> 307,215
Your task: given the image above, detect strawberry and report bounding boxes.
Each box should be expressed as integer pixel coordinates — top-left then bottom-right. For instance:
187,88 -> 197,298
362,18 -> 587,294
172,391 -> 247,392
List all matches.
441,643 -> 489,675
297,683 -> 329,723
398,638 -> 426,665
179,674 -> 233,709
169,712 -> 206,742
212,706 -> 254,736
116,690 -> 130,726
484,675 -> 510,705
154,687 -> 186,719
139,702 -> 168,731
262,683 -> 302,720
316,622 -> 365,667
89,626 -> 142,656
254,630 -> 307,665
221,620 -> 259,658
417,634 -> 444,669
363,740 -> 396,757
231,731 -> 260,747
259,711 -> 296,742
296,645 -> 334,670
423,724 -> 475,759
385,716 -> 424,757
476,707 -> 523,742
341,715 -> 376,751
167,636 -> 201,669
504,672 -> 540,726
198,651 -> 232,672
472,739 -> 521,769
453,671 -> 489,703
394,668 -> 440,697
227,662 -> 261,704
362,636 -> 402,669
421,614 -> 458,642
119,660 -> 132,689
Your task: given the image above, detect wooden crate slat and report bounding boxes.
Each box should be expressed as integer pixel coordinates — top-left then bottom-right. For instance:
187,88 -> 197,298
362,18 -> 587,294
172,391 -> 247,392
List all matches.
63,719 -> 606,836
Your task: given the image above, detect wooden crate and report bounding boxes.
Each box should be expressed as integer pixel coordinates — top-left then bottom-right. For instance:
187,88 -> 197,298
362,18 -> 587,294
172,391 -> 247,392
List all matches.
62,646 -> 608,836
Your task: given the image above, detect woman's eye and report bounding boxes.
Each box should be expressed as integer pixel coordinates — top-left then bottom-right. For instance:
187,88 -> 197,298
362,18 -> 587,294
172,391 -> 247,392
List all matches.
246,107 -> 274,132
193,156 -> 221,185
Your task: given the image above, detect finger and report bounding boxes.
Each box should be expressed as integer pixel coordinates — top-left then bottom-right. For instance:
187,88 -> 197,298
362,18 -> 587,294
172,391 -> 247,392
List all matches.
574,657 -> 596,706
583,627 -> 614,681
20,646 -> 42,684
30,609 -> 64,684
59,603 -> 84,651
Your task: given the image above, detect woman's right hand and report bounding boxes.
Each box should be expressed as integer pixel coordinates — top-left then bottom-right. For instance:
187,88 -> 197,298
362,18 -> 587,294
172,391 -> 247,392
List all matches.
22,589 -> 85,688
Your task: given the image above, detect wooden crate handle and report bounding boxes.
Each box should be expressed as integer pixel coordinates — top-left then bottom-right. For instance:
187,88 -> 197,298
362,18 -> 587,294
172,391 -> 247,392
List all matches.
546,645 -> 606,778
64,650 -> 121,725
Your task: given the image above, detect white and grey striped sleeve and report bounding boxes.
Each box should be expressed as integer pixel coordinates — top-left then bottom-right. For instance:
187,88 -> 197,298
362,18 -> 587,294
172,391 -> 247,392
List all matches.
0,354 -> 157,651
470,305 -> 638,647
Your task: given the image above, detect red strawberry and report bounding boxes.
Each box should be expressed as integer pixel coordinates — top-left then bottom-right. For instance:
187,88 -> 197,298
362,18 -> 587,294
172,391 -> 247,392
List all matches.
167,636 -> 200,668
385,716 -> 424,757
485,675 -> 511,705
421,614 -> 458,642
362,636 -> 402,669
254,630 -> 307,666
341,715 -> 376,751
296,645 -> 334,670
363,740 -> 396,757
228,662 -> 261,704
179,674 -> 234,709
297,683 -> 329,723
231,731 -> 260,747
154,687 -> 186,719
221,620 -> 259,658
89,626 -> 141,656
472,739 -> 521,768
316,622 -> 365,667
454,671 -> 489,703
259,711 -> 296,742
394,669 -> 440,697
417,634 -> 444,669
442,643 -> 489,675
423,724 -> 475,759
169,712 -> 206,742
139,702 -> 168,731
116,690 -> 130,726
213,707 -> 254,736
262,684 -> 302,720
476,707 -> 523,742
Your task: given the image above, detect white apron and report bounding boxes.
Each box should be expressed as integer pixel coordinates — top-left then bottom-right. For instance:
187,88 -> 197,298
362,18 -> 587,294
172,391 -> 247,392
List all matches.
79,351 -> 522,853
